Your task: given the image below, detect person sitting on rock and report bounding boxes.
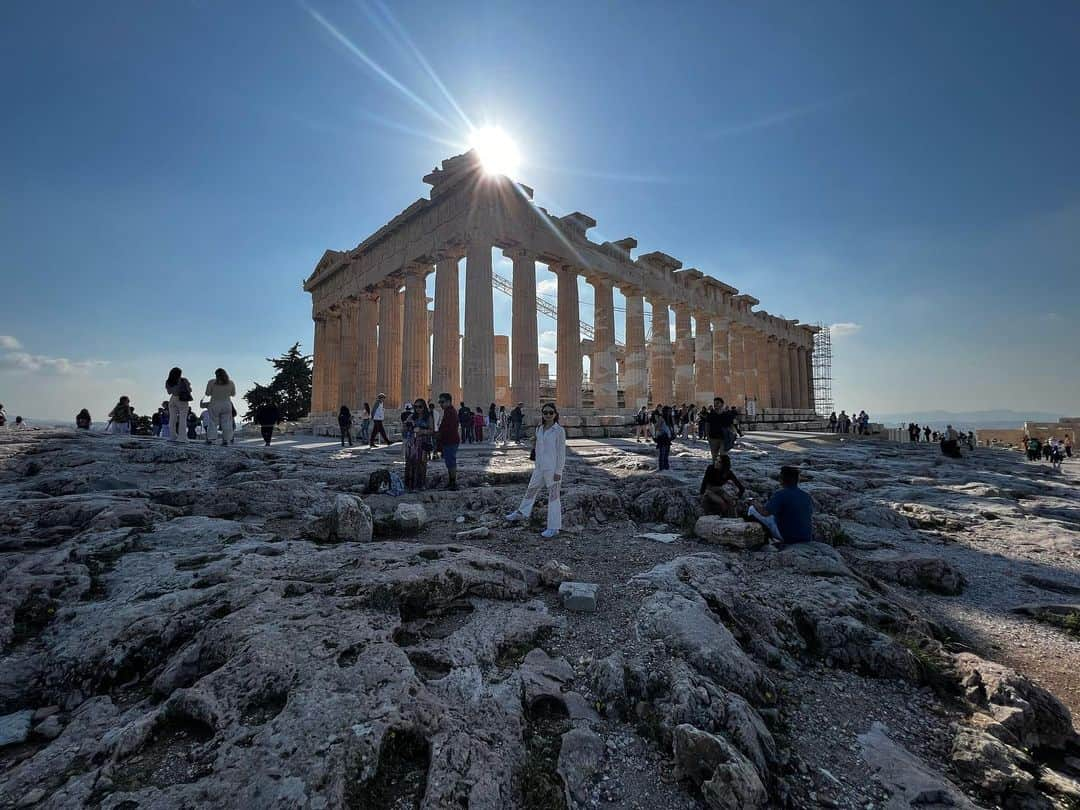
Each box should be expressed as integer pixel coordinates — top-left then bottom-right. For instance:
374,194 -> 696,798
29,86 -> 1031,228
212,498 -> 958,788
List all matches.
76,409 -> 92,430
699,455 -> 746,517
747,465 -> 813,546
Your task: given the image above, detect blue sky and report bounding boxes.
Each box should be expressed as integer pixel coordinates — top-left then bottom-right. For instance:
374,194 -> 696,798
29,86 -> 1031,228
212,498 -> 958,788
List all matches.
2,1 -> 1078,421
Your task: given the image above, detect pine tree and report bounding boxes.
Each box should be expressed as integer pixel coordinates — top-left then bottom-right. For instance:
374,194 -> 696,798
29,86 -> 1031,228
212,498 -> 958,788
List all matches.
242,343 -> 312,422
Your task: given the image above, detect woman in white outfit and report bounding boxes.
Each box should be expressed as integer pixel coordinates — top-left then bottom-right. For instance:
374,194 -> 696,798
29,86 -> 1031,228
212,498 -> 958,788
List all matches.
505,403 -> 566,538
165,368 -> 193,443
204,368 -> 236,446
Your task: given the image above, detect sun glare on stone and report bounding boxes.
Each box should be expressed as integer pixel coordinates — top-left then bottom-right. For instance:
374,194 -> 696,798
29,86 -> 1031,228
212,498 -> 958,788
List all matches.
469,126 -> 521,178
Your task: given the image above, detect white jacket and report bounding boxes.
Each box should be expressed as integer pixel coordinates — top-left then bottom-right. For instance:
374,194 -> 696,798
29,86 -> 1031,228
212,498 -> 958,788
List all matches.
533,422 -> 566,475
205,379 -> 236,403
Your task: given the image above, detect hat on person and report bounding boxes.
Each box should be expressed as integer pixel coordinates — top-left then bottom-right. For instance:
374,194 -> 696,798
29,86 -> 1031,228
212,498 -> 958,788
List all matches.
404,404 -> 413,411
377,393 -> 386,399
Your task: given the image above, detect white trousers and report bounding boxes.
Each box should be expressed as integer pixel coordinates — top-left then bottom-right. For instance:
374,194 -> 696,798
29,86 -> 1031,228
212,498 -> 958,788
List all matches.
208,401 -> 233,444
517,467 -> 562,532
169,399 -> 189,443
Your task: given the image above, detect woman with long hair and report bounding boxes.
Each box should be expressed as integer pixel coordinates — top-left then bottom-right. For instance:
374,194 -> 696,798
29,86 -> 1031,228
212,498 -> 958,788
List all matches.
403,398 -> 433,490
107,397 -> 132,435
505,403 -> 566,538
165,367 -> 194,443
338,404 -> 353,447
359,402 -> 372,445
204,367 -> 236,445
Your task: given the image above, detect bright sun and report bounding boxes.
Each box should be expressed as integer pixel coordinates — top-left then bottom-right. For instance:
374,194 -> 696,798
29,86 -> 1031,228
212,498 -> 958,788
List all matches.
469,126 -> 521,178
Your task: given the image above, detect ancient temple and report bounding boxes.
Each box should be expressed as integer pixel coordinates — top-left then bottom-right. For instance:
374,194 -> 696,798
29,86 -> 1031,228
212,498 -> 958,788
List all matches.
303,151 -> 819,417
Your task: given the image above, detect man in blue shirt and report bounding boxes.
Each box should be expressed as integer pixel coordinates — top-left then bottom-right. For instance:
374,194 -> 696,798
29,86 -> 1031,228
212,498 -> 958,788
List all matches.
748,465 -> 814,545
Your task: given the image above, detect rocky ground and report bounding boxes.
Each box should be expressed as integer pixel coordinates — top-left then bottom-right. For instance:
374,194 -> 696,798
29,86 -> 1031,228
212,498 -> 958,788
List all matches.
0,426 -> 1078,809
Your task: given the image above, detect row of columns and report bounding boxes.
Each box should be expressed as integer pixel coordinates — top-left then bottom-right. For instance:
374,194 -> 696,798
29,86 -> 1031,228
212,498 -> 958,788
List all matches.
311,242 -> 816,413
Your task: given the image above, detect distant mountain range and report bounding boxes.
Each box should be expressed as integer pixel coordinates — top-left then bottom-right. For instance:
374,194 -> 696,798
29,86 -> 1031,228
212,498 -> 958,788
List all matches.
872,409 -> 1066,430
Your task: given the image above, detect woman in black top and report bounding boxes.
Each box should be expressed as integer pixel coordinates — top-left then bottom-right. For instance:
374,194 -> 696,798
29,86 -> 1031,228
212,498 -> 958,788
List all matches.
699,455 -> 746,517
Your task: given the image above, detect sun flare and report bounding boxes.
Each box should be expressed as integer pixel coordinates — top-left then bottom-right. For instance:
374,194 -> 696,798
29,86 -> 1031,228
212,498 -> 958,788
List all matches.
469,126 -> 521,178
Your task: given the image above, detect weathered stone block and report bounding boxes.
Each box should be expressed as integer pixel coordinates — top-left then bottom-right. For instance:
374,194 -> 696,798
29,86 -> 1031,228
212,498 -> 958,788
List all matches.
694,516 -> 766,549
394,502 -> 428,534
559,581 -> 599,612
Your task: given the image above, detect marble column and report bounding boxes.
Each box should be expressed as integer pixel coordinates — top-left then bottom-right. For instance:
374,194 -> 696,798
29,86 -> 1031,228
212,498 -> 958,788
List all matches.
673,304 -> 694,405
755,331 -> 772,409
431,255 -> 461,404
494,335 -> 510,403
694,313 -> 714,404
400,264 -> 430,404
742,327 -> 759,410
795,346 -> 808,410
376,280 -> 403,405
324,309 -> 343,409
767,337 -> 783,409
649,297 -> 673,405
789,345 -> 804,410
338,298 -> 361,408
728,324 -> 747,407
711,317 -> 731,402
553,264 -> 582,408
589,276 -> 617,409
463,240 -> 495,407
806,348 -> 816,413
622,290 -> 647,409
356,292 -> 378,407
507,249 -> 539,408
779,340 -> 793,408
312,316 -> 327,413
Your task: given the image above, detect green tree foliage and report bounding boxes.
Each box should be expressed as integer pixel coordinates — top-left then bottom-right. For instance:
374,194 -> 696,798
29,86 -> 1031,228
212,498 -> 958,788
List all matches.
242,342 -> 312,422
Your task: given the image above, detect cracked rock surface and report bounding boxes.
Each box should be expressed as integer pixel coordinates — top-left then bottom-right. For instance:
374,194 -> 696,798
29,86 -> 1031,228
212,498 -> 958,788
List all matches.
1,428 -> 1079,809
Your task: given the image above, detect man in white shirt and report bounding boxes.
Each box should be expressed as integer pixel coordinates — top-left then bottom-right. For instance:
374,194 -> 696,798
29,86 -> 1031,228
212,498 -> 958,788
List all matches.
369,393 -> 392,447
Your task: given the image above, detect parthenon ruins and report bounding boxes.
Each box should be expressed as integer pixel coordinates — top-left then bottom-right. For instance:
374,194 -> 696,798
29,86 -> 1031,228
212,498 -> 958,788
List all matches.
303,151 -> 819,419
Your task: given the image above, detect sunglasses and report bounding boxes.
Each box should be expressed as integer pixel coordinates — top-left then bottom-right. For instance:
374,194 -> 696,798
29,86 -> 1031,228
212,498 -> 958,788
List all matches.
541,410 -> 555,415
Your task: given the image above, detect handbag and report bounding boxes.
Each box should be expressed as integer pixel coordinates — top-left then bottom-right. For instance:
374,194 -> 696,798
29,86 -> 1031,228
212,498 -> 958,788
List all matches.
529,448 -> 536,461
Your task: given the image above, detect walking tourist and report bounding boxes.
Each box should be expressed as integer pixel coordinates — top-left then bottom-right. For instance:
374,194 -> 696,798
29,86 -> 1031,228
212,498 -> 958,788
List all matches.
1065,436 -> 1073,459
165,367 -> 194,443
403,398 -> 433,490
157,402 -> 171,439
655,405 -> 674,471
255,399 -> 280,446
201,368 -> 235,446
940,425 -> 963,458
369,394 -> 391,446
923,425 -> 932,443
458,402 -> 473,443
488,403 -> 497,432
505,403 -> 566,538
510,403 -> 525,442
437,393 -> 460,490
697,406 -> 709,440
107,396 -> 133,435
76,409 -> 92,430
151,409 -> 162,436
338,405 -> 353,447
748,465 -> 813,546
359,402 -> 371,444
699,455 -> 746,517
495,405 -> 509,446
635,406 -> 649,442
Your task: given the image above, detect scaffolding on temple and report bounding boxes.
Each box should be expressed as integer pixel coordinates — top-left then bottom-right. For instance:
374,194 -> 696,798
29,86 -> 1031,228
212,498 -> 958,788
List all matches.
813,323 -> 833,416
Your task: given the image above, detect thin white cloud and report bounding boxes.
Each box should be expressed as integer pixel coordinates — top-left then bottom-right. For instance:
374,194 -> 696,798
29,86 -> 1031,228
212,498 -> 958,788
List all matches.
0,337 -> 108,376
536,279 -> 558,295
830,322 -> 863,339
709,91 -> 861,139
538,330 -> 557,348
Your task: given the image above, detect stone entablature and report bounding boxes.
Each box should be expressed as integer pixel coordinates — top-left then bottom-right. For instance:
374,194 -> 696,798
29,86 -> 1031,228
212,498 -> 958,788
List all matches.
304,150 -> 820,414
